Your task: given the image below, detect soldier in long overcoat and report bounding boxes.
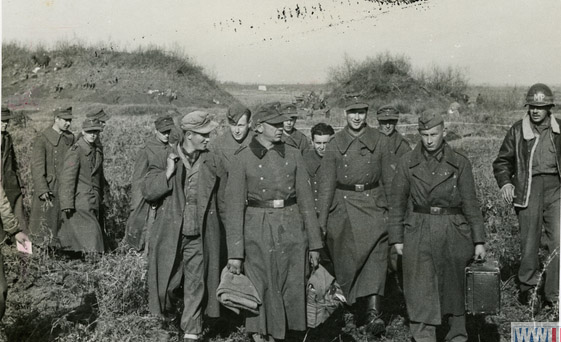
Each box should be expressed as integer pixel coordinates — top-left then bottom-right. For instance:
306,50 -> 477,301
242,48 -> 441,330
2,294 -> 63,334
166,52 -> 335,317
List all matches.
280,103 -> 310,153
224,105 -> 322,342
29,107 -> 75,246
388,112 -> 485,342
123,115 -> 175,251
58,118 -> 105,253
317,96 -> 392,336
204,104 -> 253,319
1,107 -> 27,233
145,111 -> 218,342
376,105 -> 412,277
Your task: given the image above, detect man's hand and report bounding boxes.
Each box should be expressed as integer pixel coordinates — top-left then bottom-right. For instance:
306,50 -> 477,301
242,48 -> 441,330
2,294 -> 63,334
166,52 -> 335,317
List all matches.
165,153 -> 179,180
394,243 -> 404,255
39,192 -> 53,201
500,183 -> 516,204
227,258 -> 243,275
14,232 -> 29,245
474,244 -> 486,261
309,250 -> 320,269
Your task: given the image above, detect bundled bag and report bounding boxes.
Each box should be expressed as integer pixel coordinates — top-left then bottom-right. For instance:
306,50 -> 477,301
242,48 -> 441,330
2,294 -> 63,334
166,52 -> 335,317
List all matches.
306,265 -> 346,328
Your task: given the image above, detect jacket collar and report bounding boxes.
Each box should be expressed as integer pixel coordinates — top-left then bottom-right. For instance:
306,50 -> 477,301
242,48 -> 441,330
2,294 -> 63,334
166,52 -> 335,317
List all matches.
249,136 -> 285,159
522,114 -> 560,140
408,142 -> 459,169
334,125 -> 380,154
303,148 -> 322,176
43,127 -> 63,146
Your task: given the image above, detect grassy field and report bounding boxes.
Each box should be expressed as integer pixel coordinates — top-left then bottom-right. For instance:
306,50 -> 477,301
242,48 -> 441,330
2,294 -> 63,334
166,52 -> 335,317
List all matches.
1,44 -> 560,341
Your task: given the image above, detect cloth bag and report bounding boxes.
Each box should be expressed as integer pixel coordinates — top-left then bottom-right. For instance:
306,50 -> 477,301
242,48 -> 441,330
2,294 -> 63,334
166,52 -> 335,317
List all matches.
216,266 -> 262,315
306,264 -> 346,328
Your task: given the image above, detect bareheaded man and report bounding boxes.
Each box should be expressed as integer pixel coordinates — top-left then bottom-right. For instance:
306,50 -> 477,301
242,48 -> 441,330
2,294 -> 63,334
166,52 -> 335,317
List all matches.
493,83 -> 560,307
389,111 -> 486,342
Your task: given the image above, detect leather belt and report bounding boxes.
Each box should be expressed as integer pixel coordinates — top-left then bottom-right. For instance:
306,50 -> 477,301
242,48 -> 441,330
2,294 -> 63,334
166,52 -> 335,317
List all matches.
413,204 -> 463,215
336,182 -> 379,192
247,197 -> 297,209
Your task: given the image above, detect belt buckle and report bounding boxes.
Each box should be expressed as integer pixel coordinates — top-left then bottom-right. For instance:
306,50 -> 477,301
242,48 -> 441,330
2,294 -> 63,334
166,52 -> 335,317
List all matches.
430,206 -> 441,215
273,199 -> 284,208
355,184 -> 365,192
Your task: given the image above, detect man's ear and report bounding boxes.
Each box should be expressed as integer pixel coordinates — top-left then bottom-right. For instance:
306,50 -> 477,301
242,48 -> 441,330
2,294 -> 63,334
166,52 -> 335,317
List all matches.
255,123 -> 263,134
443,126 -> 447,138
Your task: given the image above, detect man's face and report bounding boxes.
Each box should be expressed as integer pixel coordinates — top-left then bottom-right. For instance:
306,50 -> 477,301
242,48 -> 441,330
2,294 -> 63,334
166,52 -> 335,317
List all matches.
528,105 -> 551,125
229,114 -> 251,142
54,117 -> 72,132
420,124 -> 445,152
312,134 -> 333,157
188,131 -> 211,151
346,109 -> 367,131
82,130 -> 99,144
0,121 -> 8,132
260,122 -> 284,143
155,129 -> 171,144
283,117 -> 296,133
378,119 -> 398,136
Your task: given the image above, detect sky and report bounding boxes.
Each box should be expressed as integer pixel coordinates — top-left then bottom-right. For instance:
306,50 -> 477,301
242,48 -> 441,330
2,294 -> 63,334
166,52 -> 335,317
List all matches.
2,0 -> 561,85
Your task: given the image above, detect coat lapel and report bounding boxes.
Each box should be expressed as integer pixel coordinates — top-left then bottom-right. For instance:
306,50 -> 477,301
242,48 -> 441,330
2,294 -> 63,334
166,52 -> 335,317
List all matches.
427,144 -> 459,192
43,127 -> 62,146
409,145 -> 432,187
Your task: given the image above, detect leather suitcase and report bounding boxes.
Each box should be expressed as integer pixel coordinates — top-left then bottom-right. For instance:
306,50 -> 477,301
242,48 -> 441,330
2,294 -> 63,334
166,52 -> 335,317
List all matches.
465,259 -> 500,315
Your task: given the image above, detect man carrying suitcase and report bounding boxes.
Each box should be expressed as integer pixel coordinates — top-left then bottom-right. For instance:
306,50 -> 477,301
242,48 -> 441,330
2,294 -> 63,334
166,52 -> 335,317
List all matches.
388,111 -> 486,342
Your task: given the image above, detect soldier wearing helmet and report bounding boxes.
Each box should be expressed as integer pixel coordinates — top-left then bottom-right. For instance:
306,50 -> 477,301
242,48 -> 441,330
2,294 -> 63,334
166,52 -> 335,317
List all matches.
493,83 -> 560,308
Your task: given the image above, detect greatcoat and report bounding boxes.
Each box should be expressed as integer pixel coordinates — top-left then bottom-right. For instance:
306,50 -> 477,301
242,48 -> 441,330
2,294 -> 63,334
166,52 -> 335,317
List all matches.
388,143 -> 485,325
123,135 -> 173,251
58,138 -> 105,253
145,144 -> 218,316
224,138 -> 323,340
281,128 -> 309,153
317,125 -> 392,305
29,127 -> 75,245
302,148 -> 322,214
1,132 -> 27,232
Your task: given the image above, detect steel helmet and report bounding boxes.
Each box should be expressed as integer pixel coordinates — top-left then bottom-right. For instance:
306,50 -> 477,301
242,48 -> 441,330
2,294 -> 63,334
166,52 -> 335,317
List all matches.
525,83 -> 555,107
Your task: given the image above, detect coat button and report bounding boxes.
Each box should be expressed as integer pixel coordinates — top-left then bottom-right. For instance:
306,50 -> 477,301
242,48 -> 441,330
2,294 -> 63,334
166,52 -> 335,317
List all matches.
343,195 -> 347,199
259,165 -> 262,168
260,177 -> 264,180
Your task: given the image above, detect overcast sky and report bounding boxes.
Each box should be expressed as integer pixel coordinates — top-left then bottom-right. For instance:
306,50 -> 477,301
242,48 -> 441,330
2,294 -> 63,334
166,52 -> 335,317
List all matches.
3,0 -> 561,85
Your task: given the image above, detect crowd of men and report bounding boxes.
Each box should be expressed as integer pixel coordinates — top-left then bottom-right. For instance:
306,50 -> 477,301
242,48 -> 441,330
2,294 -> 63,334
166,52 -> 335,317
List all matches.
0,82 -> 559,342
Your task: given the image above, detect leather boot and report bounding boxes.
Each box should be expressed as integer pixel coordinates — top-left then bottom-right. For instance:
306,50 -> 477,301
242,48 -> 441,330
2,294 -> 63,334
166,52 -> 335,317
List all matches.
363,295 -> 385,337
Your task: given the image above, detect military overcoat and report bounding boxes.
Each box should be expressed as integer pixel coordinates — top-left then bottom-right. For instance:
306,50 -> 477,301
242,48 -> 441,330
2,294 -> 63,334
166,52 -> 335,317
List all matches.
388,143 -> 485,325
281,128 -> 309,153
29,128 -> 75,244
317,126 -> 392,305
1,132 -> 22,209
144,144 -> 218,316
302,148 -> 322,213
384,130 -> 412,179
123,135 -> 173,251
224,138 -> 323,340
58,138 -> 104,253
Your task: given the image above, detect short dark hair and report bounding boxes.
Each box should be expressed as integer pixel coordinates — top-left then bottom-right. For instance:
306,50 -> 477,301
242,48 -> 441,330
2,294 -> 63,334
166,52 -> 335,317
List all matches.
311,122 -> 335,140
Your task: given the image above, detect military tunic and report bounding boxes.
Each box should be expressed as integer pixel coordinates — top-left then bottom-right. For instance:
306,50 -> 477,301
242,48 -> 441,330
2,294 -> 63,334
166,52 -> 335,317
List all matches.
123,135 -> 173,251
224,137 -> 323,340
388,143 -> 485,325
317,126 -> 392,305
281,128 -> 309,153
58,138 -> 104,252
29,128 -> 75,245
383,130 -> 412,179
302,148 -> 322,214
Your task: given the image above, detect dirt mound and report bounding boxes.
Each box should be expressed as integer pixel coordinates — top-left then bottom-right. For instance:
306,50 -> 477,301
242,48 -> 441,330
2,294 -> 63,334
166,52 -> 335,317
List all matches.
2,43 -> 236,112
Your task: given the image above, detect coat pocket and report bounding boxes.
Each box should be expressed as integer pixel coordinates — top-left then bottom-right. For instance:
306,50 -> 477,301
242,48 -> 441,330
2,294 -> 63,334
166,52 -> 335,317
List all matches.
451,215 -> 472,241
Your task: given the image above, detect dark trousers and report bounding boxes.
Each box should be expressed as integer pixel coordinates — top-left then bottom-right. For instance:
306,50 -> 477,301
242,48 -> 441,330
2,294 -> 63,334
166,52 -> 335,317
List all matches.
410,315 -> 467,342
516,174 -> 560,302
168,234 -> 204,335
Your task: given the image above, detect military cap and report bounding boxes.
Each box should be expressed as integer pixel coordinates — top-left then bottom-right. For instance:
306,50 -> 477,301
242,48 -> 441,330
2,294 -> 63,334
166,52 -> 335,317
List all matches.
1,106 -> 12,122
180,110 -> 219,134
82,118 -> 103,132
226,103 -> 251,124
376,105 -> 400,120
54,106 -> 73,120
418,111 -> 444,130
154,115 -> 175,132
279,103 -> 299,118
344,93 -> 369,112
86,108 -> 110,122
253,104 -> 290,126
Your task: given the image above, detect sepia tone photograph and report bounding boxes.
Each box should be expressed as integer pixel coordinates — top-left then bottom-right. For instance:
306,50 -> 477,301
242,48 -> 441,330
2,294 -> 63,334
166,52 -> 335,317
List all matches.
1,0 -> 560,341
